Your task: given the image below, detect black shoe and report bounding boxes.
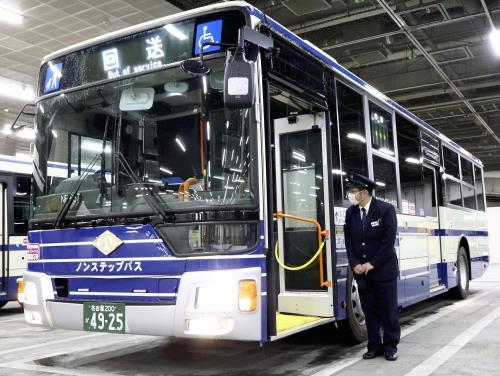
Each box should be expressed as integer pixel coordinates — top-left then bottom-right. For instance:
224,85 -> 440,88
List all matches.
384,351 -> 398,361
363,350 -> 383,359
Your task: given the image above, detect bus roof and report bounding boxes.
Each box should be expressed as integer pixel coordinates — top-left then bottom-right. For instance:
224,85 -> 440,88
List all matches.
40,1 -> 482,167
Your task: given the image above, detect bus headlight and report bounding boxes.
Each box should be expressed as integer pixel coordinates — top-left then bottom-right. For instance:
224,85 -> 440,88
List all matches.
238,279 -> 257,312
195,285 -> 232,310
24,281 -> 38,305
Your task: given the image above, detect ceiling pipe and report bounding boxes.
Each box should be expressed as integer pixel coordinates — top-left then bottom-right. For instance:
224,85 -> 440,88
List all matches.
480,0 -> 496,30
375,0 -> 500,145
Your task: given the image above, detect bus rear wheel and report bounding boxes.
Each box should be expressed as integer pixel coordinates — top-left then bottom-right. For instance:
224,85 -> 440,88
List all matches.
340,269 -> 367,343
451,247 -> 469,300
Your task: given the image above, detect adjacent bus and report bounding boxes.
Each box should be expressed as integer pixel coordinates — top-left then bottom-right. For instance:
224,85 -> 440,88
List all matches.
22,1 -> 488,342
0,155 -> 32,308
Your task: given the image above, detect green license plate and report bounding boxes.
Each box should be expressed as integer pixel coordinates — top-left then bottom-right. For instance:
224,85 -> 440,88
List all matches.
83,302 -> 125,333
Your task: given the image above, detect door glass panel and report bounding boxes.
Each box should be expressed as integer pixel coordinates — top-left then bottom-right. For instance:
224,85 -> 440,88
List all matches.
280,129 -> 326,291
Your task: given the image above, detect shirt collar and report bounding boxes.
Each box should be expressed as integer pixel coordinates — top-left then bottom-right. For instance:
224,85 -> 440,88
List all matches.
360,198 -> 372,213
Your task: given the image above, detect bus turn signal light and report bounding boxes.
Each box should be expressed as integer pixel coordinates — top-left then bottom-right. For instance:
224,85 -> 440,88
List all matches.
238,280 -> 257,312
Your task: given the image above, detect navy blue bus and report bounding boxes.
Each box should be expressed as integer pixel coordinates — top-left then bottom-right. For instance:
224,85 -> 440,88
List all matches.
22,1 -> 488,342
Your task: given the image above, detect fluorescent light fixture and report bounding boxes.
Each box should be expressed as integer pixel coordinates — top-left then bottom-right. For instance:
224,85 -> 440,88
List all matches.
347,133 -> 366,143
0,5 -> 23,25
490,29 -> 500,56
175,137 -> 186,152
379,147 -> 394,156
164,24 -> 188,40
51,129 -> 58,138
405,157 -> 421,165
0,77 -> 35,102
160,167 -> 173,175
310,186 -> 320,190
375,181 -> 386,187
2,124 -> 11,135
81,140 -> 111,154
332,169 -> 346,175
3,109 -> 7,112
315,175 -> 323,180
17,128 -> 35,140
292,151 -> 306,162
230,168 -> 242,173
213,176 -> 225,180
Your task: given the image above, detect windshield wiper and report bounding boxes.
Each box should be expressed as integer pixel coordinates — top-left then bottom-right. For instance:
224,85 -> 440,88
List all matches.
52,153 -> 101,228
115,151 -> 170,223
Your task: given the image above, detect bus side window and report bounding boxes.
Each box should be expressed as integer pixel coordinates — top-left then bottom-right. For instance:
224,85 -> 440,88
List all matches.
14,176 -> 31,236
475,165 -> 485,211
336,82 -> 368,199
396,115 -> 425,216
442,146 -> 462,207
461,157 -> 476,210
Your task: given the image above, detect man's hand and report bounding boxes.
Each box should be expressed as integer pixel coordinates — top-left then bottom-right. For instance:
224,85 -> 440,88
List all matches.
354,264 -> 365,275
363,262 -> 374,275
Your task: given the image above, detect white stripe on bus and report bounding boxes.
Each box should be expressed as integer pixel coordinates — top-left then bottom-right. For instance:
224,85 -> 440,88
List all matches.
33,254 -> 266,263
69,291 -> 176,297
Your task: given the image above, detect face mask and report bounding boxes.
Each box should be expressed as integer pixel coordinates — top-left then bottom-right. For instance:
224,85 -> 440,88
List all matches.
347,192 -> 360,205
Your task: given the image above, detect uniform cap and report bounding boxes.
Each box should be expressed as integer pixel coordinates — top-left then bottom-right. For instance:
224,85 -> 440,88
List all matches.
346,172 -> 376,190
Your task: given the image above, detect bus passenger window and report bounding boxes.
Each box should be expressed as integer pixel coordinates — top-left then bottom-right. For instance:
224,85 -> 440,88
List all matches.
373,155 -> 398,208
475,165 -> 485,211
336,82 -> 368,197
396,115 -> 424,216
461,158 -> 476,210
369,102 -> 393,156
14,176 -> 31,236
442,147 -> 462,206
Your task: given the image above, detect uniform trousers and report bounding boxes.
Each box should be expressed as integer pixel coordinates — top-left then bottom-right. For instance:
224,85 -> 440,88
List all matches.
358,277 -> 400,353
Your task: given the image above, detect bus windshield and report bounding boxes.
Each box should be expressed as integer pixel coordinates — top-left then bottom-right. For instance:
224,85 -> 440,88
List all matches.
32,57 -> 257,223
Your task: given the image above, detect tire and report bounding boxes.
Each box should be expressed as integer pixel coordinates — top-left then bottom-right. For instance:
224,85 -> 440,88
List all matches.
451,247 -> 469,300
340,269 -> 367,343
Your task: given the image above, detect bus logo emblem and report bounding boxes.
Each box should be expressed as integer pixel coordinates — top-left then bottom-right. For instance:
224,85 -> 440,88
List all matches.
92,230 -> 123,256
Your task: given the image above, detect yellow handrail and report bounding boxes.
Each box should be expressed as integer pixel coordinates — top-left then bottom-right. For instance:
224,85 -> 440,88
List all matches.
273,212 -> 331,287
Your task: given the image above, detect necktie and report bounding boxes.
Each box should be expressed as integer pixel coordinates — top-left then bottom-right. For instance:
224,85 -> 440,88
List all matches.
361,207 -> 367,230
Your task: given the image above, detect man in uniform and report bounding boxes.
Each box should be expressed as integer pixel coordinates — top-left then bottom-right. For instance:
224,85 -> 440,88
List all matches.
344,172 -> 400,361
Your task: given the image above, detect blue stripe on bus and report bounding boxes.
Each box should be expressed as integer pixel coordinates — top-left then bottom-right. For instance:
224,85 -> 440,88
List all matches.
245,6 -> 481,165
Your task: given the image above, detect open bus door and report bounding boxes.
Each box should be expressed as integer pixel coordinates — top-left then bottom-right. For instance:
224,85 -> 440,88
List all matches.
273,112 -> 335,334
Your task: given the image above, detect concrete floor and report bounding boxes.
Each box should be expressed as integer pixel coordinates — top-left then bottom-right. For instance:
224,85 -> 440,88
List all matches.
1,265 -> 499,376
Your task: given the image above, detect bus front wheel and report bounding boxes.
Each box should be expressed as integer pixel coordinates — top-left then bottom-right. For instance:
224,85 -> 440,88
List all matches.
451,247 -> 470,300
340,269 -> 367,343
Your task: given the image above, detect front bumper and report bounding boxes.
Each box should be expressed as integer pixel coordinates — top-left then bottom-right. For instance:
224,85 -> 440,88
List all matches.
22,267 -> 262,341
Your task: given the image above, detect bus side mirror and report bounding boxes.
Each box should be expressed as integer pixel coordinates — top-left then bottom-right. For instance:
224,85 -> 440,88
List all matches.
223,27 -> 273,109
223,47 -> 255,109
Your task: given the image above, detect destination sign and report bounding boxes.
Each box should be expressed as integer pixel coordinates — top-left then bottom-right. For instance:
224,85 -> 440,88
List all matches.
38,10 -> 245,95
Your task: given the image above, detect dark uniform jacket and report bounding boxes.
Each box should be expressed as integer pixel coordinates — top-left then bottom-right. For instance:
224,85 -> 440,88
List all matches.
344,197 -> 399,282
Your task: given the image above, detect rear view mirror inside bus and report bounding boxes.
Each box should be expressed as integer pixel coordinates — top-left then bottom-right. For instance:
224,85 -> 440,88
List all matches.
119,87 -> 155,111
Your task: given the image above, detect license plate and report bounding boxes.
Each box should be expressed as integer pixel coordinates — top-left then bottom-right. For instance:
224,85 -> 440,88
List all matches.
83,302 -> 125,333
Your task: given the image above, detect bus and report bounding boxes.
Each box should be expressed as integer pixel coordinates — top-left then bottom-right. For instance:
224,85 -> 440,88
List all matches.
22,1 -> 488,342
0,154 -> 32,308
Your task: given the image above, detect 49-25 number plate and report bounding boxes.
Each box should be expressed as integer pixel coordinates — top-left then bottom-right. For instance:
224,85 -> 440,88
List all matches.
83,302 -> 125,333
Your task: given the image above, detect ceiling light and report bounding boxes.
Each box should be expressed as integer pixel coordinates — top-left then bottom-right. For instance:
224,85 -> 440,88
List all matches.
489,29 -> 500,56
0,77 -> 35,102
347,133 -> 366,143
164,24 -> 188,40
0,5 -> 23,25
405,157 -> 421,165
160,167 -> 173,175
17,128 -> 36,140
175,137 -> 186,152
375,181 -> 386,187
3,109 -> 8,112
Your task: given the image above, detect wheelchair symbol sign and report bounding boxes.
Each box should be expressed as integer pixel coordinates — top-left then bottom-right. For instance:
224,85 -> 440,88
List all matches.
194,19 -> 223,55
